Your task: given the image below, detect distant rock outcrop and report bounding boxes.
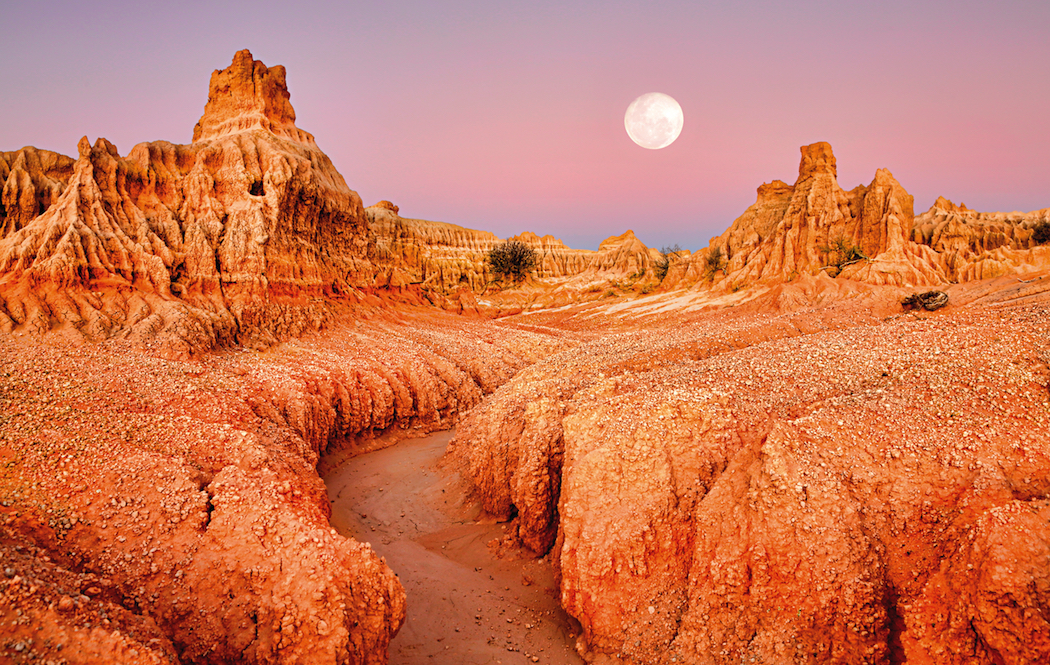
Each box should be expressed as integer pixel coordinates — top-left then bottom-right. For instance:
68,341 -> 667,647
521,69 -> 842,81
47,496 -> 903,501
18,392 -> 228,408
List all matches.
686,142 -> 1049,291
364,200 -> 664,311
694,142 -> 944,289
912,196 -> 1050,281
365,201 -> 498,298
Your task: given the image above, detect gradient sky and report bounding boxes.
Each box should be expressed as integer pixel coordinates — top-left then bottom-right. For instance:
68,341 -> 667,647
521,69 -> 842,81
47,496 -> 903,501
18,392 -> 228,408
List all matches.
2,0 -> 1048,250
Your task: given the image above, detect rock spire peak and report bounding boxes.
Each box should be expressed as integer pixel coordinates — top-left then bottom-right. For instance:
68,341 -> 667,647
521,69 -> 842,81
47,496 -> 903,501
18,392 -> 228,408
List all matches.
192,49 -> 312,144
797,141 -> 837,180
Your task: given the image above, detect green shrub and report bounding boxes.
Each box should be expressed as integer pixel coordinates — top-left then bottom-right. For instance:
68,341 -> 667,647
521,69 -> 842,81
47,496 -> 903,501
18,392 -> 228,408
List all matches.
487,240 -> 537,281
819,234 -> 868,275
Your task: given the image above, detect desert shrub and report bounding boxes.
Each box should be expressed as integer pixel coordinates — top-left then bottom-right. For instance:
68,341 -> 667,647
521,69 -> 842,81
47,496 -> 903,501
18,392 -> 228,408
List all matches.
819,234 -> 868,274
487,240 -> 537,281
1033,221 -> 1050,245
704,246 -> 727,279
655,244 -> 682,282
655,258 -> 668,281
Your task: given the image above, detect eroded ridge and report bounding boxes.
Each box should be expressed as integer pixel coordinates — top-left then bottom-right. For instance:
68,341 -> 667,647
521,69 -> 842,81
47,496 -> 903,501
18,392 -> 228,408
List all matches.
450,286 -> 1050,664
0,311 -> 575,664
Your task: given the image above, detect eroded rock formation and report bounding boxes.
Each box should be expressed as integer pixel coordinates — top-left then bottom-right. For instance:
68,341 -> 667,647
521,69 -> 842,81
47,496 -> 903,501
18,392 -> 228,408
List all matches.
365,202 -> 498,297
0,50 -> 372,355
913,196 -> 1050,282
450,281 -> 1050,664
364,199 -> 664,312
4,47 -> 1050,665
0,147 -> 75,238
680,142 -> 1050,292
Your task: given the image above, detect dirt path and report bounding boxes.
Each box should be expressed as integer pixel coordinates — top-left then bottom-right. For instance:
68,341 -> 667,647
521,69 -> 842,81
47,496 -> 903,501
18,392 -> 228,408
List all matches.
323,430 -> 584,665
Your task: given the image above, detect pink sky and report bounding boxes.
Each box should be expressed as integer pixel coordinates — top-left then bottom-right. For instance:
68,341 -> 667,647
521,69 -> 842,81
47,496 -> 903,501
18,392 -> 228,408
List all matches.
2,1 -> 1048,250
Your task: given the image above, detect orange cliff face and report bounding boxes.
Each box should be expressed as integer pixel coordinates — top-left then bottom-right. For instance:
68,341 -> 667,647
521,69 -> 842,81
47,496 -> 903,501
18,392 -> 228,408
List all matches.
0,50 -> 374,355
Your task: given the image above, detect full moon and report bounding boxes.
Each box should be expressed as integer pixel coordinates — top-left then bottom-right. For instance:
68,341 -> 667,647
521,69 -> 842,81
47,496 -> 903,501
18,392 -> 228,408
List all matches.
624,92 -> 684,150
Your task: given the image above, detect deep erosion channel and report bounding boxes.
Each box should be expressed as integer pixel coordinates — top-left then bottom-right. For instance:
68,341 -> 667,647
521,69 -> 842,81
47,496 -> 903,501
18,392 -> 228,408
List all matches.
322,430 -> 584,665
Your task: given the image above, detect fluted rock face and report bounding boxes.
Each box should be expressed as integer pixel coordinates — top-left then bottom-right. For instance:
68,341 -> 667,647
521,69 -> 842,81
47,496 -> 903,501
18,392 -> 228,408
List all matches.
366,203 -> 499,296
593,230 -> 661,275
685,142 -> 1050,291
912,197 -> 1050,281
509,231 -> 593,279
365,202 -> 663,310
0,51 -> 372,354
699,142 -> 946,289
192,49 -> 312,145
0,147 -> 75,238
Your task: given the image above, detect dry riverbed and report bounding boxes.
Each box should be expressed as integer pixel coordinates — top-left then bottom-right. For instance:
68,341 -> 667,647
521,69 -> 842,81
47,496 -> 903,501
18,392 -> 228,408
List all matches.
323,430 -> 584,665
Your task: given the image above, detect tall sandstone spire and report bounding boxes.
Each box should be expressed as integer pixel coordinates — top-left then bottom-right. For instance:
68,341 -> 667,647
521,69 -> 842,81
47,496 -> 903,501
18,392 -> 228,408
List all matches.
192,49 -> 314,145
0,50 -> 371,355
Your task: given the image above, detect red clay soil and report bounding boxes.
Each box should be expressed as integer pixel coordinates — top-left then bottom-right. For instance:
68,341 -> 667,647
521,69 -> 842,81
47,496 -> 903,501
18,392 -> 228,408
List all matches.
2,276 -> 1049,664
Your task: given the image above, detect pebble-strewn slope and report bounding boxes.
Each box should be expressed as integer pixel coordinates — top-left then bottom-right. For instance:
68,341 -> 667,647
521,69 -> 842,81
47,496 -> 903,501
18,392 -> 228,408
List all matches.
450,277 -> 1050,664
0,309 -> 577,664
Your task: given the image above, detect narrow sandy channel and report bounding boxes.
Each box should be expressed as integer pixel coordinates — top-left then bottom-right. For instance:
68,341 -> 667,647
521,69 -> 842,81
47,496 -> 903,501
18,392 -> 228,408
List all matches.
323,430 -> 584,665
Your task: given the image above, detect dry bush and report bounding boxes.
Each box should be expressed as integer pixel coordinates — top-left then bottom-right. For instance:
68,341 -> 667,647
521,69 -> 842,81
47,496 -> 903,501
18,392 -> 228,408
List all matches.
704,246 -> 727,279
1033,221 -> 1050,245
655,244 -> 682,282
487,240 -> 537,281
